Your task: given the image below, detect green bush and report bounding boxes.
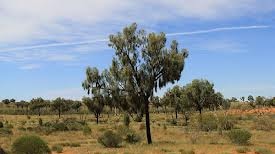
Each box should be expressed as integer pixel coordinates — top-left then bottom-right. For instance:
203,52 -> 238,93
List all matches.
227,129 -> 252,145
38,118 -> 43,126
0,121 -> 3,128
83,125 -> 92,135
98,130 -> 122,148
12,135 -> 51,154
125,131 -> 141,144
179,149 -> 195,154
0,127 -> 13,136
123,114 -> 130,127
254,147 -> 272,154
200,114 -> 217,131
253,116 -> 273,131
52,144 -> 63,153
236,147 -> 250,153
218,114 -> 234,131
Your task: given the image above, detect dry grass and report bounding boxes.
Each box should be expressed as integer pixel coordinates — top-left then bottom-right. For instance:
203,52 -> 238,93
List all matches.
0,109 -> 275,154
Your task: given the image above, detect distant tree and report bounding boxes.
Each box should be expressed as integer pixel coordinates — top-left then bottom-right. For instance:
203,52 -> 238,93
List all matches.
248,95 -> 255,108
185,79 -> 215,123
179,88 -> 193,125
164,86 -> 182,119
240,97 -> 245,102
151,96 -> 161,113
51,97 -> 70,118
82,23 -> 188,144
255,96 -> 265,107
2,99 -> 10,105
71,101 -> 82,113
10,99 -> 16,103
30,98 -> 46,116
231,97 -> 238,102
82,97 -> 104,124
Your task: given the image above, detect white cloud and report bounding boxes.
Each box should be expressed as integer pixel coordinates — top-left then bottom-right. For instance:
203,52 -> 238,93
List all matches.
19,64 -> 41,70
0,0 -> 274,44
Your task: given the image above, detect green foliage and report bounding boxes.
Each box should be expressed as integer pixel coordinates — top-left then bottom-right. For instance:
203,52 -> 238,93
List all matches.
52,144 -> 63,153
123,113 -> 130,127
82,97 -> 104,124
236,147 -> 250,153
253,116 -> 273,131
254,147 -> 272,154
51,97 -> 70,118
0,127 -> 13,136
200,113 -> 217,131
83,125 -> 92,135
83,23 -> 188,144
38,118 -> 43,126
179,149 -> 195,154
125,132 -> 141,144
227,129 -> 252,145
12,135 -> 50,154
98,130 -> 122,148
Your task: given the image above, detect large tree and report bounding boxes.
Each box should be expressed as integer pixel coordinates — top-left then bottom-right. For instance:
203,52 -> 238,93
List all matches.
82,23 -> 188,144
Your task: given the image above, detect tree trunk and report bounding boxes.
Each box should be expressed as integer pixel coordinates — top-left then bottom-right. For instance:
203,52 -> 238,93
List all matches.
145,101 -> 152,144
58,109 -> 61,118
175,110 -> 178,119
199,109 -> 202,128
96,114 -> 99,124
38,108 -> 41,116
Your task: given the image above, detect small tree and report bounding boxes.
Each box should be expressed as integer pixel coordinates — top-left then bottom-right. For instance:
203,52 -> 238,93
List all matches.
255,96 -> 265,107
2,99 -> 10,105
71,101 -> 82,113
51,98 -> 70,118
240,97 -> 245,102
185,79 -> 215,122
248,95 -> 255,108
30,98 -> 46,116
82,97 -> 104,124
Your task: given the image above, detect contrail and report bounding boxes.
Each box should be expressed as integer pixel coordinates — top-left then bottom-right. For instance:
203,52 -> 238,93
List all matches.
0,25 -> 270,52
0,39 -> 108,52
166,25 -> 270,36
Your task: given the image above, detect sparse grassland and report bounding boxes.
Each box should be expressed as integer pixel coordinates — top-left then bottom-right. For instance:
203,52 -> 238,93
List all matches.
0,107 -> 275,154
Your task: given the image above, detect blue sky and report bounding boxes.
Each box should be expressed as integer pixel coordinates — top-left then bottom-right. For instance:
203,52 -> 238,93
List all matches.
0,0 -> 275,101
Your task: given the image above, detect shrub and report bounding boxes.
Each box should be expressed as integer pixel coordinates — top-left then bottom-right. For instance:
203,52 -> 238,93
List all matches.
169,118 -> 177,126
125,132 -> 141,144
236,147 -> 250,153
12,135 -> 51,154
253,116 -> 273,131
39,118 -> 43,126
0,122 -> 3,128
123,114 -> 130,127
254,147 -> 272,154
218,114 -> 234,131
179,149 -> 195,154
52,144 -> 63,153
98,130 -> 122,148
200,114 -> 217,131
0,128 -> 13,136
227,129 -> 252,145
52,122 -> 68,131
83,125 -> 92,135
